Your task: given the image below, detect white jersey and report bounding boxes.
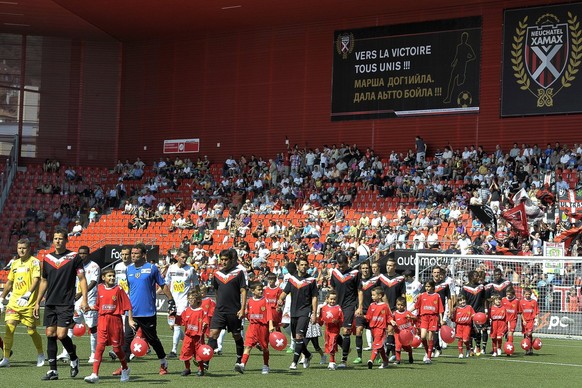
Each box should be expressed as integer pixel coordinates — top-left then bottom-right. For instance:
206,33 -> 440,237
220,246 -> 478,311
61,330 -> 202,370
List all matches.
165,263 -> 199,314
405,279 -> 423,313
114,261 -> 130,295
76,260 -> 100,306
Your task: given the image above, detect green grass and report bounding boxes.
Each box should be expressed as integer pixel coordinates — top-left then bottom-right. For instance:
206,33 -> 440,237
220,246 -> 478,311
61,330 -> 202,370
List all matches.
1,314 -> 582,387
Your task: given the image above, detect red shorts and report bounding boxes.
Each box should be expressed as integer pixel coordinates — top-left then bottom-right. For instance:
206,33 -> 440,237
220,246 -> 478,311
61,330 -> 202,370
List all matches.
420,315 -> 439,331
324,330 -> 340,354
180,335 -> 204,362
97,315 -> 124,347
522,319 -> 534,335
244,323 -> 269,349
455,323 -> 472,342
507,319 -> 517,333
371,327 -> 387,350
490,320 -> 507,338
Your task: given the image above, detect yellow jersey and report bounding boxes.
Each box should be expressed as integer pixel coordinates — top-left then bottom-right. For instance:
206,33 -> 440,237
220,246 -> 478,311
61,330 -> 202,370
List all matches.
7,256 -> 41,309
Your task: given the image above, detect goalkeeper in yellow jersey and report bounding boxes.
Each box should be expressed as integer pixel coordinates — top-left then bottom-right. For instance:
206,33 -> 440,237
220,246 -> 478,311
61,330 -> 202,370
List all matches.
0,238 -> 45,367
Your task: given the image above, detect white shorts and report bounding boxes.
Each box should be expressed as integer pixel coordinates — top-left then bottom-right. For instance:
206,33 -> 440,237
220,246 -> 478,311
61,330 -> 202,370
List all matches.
73,309 -> 98,328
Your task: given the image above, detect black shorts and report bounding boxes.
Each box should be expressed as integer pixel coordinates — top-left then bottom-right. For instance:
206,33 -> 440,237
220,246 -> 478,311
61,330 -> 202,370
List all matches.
342,305 -> 356,329
210,311 -> 243,334
355,315 -> 369,329
290,316 -> 310,338
44,305 -> 74,328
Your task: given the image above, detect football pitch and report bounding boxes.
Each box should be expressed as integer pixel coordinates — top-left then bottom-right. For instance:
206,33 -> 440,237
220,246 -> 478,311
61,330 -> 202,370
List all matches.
1,314 -> 582,387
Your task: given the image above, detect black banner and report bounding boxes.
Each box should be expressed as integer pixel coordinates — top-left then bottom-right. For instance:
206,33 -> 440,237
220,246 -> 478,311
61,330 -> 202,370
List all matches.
102,244 -> 160,268
501,3 -> 582,116
331,17 -> 481,120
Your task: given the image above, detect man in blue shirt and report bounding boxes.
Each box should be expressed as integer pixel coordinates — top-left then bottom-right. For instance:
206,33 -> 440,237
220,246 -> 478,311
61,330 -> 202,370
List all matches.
118,243 -> 176,376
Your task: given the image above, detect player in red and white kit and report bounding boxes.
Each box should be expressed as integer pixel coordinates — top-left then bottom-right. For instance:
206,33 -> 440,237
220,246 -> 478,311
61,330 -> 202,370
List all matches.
84,269 -> 133,384
165,249 -> 200,358
391,296 -> 415,365
414,280 -> 444,364
263,273 -> 282,331
235,282 -> 273,375
319,291 -> 343,370
366,287 -> 392,369
180,291 -> 208,377
488,294 -> 506,357
452,294 -> 474,358
519,287 -> 539,355
502,286 -> 519,346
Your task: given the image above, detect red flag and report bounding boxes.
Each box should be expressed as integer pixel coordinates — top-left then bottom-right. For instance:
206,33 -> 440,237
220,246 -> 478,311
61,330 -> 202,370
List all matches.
502,203 -> 529,237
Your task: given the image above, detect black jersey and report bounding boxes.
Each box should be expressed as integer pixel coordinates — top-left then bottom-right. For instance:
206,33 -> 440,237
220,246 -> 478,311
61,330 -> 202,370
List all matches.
212,265 -> 247,314
460,283 -> 486,313
42,250 -> 84,306
283,274 -> 317,318
330,268 -> 360,308
486,279 -> 511,299
359,275 -> 380,313
378,274 -> 406,310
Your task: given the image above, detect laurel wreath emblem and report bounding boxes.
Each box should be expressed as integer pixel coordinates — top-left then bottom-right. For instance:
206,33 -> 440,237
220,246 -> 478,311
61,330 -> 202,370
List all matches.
511,16 -> 530,91
511,13 -> 582,96
562,12 -> 582,88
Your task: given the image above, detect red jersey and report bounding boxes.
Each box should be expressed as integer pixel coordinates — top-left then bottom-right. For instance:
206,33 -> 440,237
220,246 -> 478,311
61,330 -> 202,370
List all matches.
502,296 -> 520,321
366,302 -> 392,330
201,296 -> 216,318
519,298 -> 539,321
246,297 -> 273,325
415,292 -> 444,316
94,284 -> 131,316
489,305 -> 506,321
319,304 -> 343,334
392,310 -> 415,332
264,286 -> 282,307
181,306 -> 207,337
452,305 -> 475,325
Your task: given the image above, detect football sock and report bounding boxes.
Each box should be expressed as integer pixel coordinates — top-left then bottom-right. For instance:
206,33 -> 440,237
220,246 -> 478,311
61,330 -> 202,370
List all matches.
241,353 -> 249,365
370,349 -> 377,361
262,350 -> 269,366
90,328 -> 98,354
172,326 -> 182,353
355,335 -> 363,358
508,334 -> 514,343
92,342 -> 105,374
113,347 -> 128,369
458,339 -> 463,354
379,349 -> 388,363
208,337 -> 218,351
235,337 -> 244,363
481,330 -> 488,351
293,339 -> 304,364
433,332 -> 441,351
396,350 -> 401,361
341,335 -> 351,361
330,353 -> 336,363
217,330 -> 226,349
386,335 -> 395,355
0,336 -> 3,350
365,329 -> 372,348
311,336 -> 322,353
184,360 -> 191,370
27,327 -> 44,354
60,335 -> 77,360
422,338 -> 429,354
428,341 -> 433,359
47,336 -> 58,370
3,323 -> 15,358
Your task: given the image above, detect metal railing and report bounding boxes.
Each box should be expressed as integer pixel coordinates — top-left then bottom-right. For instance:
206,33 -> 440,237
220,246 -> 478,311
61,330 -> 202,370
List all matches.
0,135 -> 19,213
